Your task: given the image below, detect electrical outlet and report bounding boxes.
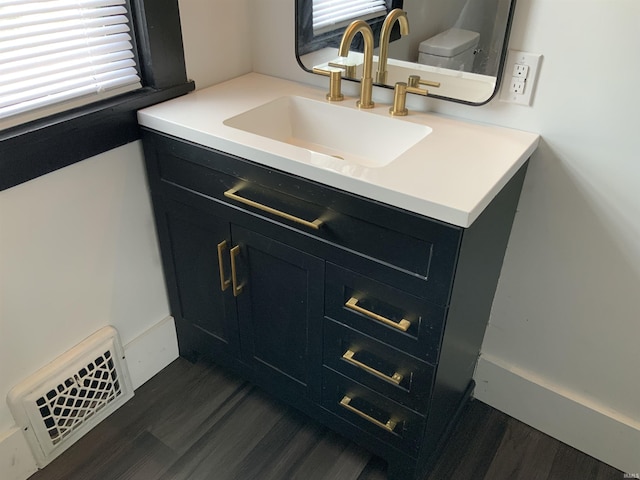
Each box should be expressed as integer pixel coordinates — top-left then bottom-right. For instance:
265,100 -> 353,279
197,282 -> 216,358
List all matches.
512,64 -> 529,78
500,50 -> 542,106
509,78 -> 526,95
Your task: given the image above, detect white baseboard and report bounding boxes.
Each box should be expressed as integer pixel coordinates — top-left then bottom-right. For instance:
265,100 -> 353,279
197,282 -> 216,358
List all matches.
0,428 -> 37,480
474,354 -> 640,474
123,315 -> 179,389
0,316 -> 179,480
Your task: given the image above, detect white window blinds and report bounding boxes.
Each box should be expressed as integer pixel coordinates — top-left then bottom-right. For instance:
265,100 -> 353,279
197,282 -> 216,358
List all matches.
312,0 -> 386,34
0,0 -> 141,128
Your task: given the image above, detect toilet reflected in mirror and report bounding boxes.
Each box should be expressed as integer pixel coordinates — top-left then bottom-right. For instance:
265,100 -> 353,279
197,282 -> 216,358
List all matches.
417,28 -> 480,73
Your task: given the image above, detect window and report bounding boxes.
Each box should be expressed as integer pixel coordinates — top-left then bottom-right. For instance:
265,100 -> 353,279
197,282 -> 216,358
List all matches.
0,0 -> 142,131
0,0 -> 194,191
312,0 -> 386,35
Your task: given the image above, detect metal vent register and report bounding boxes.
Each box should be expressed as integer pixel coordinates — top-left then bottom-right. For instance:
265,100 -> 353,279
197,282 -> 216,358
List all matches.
8,326 -> 134,467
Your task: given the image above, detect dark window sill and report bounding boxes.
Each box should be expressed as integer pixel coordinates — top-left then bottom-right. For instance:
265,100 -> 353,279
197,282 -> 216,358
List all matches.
0,81 -> 194,191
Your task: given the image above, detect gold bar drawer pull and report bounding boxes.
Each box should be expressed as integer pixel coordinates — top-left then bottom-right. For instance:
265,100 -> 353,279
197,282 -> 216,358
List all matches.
342,350 -> 404,385
216,240 -> 231,292
339,396 -> 397,433
345,297 -> 411,332
224,187 -> 323,230
230,245 -> 244,297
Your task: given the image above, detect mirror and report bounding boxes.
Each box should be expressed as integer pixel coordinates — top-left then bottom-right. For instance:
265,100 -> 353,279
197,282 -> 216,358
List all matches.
296,0 -> 517,105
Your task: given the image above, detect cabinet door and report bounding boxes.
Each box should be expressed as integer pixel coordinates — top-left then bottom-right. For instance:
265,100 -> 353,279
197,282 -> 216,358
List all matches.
163,200 -> 239,358
231,224 -> 324,401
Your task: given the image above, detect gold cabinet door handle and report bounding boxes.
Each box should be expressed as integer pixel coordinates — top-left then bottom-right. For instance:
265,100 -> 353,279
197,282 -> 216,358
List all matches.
339,396 -> 397,433
345,297 -> 411,332
224,187 -> 323,230
230,245 -> 244,297
342,350 -> 404,385
216,240 -> 231,292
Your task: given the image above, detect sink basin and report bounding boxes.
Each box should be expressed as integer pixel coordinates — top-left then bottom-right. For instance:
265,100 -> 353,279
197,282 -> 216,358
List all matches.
223,95 -> 431,168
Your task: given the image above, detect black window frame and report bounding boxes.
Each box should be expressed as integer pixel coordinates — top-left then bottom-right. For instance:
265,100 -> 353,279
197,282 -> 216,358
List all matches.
0,0 -> 195,191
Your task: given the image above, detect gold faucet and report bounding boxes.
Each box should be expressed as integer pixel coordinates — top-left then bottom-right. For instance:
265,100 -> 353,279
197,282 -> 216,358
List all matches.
338,20 -> 375,109
376,9 -> 409,85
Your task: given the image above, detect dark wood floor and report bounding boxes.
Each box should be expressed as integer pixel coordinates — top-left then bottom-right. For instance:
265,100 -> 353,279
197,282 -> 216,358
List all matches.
29,358 -> 622,480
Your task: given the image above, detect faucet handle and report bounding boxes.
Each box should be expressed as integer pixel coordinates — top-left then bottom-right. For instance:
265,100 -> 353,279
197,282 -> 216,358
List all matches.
313,67 -> 345,102
408,75 -> 441,89
328,61 -> 357,79
390,81 -> 428,116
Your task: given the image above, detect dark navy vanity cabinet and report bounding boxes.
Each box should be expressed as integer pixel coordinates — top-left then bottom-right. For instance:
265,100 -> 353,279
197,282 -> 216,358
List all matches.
142,129 -> 527,480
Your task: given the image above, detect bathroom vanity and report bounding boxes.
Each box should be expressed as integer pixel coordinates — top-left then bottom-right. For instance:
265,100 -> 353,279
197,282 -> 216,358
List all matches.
138,74 -> 538,480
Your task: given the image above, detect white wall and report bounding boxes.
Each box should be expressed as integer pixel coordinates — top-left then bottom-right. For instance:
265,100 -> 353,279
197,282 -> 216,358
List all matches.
0,143 -> 179,479
0,142 -> 168,434
177,0 -> 252,89
250,0 -> 640,473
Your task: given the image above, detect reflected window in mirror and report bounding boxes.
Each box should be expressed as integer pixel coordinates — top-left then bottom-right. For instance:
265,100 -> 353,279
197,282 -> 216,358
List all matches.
297,0 -> 403,55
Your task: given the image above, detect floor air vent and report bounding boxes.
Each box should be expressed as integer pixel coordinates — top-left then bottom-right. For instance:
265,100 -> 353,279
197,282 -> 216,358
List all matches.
7,326 -> 134,467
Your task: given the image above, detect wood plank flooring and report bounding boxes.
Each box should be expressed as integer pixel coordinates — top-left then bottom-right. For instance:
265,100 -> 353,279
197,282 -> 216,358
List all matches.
29,358 -> 623,480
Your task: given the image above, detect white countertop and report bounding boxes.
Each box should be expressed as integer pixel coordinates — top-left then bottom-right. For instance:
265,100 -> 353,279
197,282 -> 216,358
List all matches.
137,73 -> 539,227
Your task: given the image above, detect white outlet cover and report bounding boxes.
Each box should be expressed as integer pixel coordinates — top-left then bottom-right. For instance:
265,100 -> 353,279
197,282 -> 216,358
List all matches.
500,50 -> 542,106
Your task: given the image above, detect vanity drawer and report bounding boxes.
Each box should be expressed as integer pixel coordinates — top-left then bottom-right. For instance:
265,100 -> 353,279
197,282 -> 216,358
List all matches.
322,368 -> 425,455
144,130 -> 461,305
326,263 -> 445,364
324,319 -> 434,414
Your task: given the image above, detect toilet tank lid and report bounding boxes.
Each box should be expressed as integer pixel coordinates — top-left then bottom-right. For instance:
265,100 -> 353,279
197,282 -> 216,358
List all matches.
419,28 -> 480,57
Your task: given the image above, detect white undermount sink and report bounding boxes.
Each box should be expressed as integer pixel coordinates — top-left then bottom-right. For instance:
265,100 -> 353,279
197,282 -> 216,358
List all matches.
223,95 -> 431,168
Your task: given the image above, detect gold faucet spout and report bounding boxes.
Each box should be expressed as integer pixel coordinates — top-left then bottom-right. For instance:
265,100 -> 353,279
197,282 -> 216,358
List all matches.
338,20 -> 375,109
377,9 -> 410,85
